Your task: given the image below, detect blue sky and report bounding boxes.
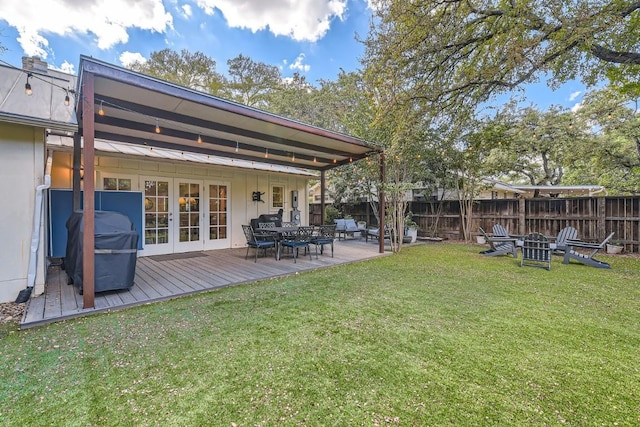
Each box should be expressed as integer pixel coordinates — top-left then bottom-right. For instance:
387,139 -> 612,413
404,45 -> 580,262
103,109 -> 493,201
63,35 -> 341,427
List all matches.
0,0 -> 584,110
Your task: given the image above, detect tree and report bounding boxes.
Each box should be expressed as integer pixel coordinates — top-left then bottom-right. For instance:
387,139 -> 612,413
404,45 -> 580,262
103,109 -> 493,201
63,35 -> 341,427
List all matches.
480,103 -> 589,193
363,1 -> 640,119
265,72 -> 323,125
568,87 -> 640,194
225,54 -> 282,107
128,49 -> 226,95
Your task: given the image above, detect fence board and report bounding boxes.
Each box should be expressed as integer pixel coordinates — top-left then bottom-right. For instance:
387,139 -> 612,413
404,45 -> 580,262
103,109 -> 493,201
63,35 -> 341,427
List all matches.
310,196 -> 640,253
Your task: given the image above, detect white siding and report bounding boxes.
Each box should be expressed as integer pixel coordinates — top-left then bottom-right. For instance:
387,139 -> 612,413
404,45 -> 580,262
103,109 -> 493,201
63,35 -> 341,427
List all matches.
0,123 -> 47,303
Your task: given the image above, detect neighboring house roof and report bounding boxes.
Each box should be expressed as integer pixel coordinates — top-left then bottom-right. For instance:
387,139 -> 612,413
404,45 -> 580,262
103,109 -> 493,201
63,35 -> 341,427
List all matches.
47,135 -> 317,177
76,55 -> 380,173
510,185 -> 606,196
0,62 -> 77,133
482,178 -> 527,194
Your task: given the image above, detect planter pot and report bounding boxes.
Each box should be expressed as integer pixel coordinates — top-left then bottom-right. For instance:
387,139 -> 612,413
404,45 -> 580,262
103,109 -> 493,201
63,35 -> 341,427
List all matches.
606,244 -> 624,254
405,227 -> 418,243
476,235 -> 486,244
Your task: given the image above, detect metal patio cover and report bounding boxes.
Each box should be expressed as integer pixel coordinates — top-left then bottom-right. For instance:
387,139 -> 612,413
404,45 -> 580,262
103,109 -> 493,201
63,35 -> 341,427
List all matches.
73,55 -> 385,310
75,55 -> 380,171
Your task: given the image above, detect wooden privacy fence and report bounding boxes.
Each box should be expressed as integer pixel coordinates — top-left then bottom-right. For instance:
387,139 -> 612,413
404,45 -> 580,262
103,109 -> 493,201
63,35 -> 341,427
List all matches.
309,196 -> 640,253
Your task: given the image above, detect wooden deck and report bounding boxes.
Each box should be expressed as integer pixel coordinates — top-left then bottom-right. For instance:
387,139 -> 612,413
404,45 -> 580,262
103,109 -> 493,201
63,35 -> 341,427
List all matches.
21,238 -> 390,328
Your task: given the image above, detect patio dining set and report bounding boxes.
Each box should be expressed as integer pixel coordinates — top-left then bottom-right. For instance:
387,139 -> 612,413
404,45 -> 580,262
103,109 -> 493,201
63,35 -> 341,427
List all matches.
479,224 -> 616,270
242,223 -> 337,263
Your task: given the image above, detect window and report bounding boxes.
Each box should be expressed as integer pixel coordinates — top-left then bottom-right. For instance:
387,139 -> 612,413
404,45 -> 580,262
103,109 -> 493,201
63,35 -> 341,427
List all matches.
272,185 -> 284,209
103,176 -> 133,191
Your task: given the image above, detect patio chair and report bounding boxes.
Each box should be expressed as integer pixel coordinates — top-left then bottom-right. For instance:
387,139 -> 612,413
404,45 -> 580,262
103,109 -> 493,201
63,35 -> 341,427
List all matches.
552,226 -> 578,255
365,224 -> 392,242
520,232 -> 552,270
310,225 -> 336,258
478,226 -> 518,258
562,232 -> 615,269
242,225 -> 277,262
279,226 -> 314,263
335,218 -> 361,240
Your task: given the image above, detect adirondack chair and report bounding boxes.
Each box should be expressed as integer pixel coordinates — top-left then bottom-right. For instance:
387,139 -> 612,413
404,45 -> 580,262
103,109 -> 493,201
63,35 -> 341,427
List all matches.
552,226 -> 578,255
478,226 -> 518,258
520,232 -> 552,270
562,232 -> 615,269
478,225 -> 518,258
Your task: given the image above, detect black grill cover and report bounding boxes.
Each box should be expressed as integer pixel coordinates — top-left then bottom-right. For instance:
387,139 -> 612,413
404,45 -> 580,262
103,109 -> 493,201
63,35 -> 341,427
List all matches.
65,210 -> 139,293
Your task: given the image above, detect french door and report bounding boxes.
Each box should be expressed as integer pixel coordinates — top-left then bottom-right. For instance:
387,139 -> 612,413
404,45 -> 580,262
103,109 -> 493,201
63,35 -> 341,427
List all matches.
142,177 -> 230,255
142,177 -> 172,256
174,179 -> 203,253
203,182 -> 230,250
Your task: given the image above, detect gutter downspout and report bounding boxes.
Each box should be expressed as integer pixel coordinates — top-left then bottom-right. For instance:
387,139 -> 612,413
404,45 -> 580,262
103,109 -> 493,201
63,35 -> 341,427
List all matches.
15,150 -> 53,303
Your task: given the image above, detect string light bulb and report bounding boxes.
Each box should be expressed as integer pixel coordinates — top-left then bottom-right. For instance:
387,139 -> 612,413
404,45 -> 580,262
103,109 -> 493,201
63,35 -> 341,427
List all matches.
25,73 -> 33,95
291,152 -> 295,162
197,135 -> 202,144
235,141 -> 239,153
98,101 -> 105,116
264,148 -> 269,158
64,89 -> 70,106
155,118 -> 161,134
313,156 -> 317,163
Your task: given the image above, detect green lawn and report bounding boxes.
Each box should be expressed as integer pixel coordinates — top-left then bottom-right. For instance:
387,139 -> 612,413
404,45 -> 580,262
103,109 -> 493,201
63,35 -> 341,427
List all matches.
1,243 -> 639,426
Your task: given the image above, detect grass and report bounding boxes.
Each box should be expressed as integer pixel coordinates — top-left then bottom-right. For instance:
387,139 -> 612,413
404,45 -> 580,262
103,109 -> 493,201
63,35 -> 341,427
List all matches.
1,243 -> 639,426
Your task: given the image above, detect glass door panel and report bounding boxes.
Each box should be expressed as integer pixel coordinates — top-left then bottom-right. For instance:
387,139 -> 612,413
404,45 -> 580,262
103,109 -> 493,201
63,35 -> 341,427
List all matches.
141,177 -> 172,256
174,180 -> 203,252
204,182 -> 230,250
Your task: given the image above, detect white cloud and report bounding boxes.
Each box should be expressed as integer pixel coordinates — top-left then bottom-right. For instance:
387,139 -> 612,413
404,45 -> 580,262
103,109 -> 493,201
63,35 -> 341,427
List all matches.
289,53 -> 311,72
180,4 -> 193,19
195,0 -> 347,42
0,0 -> 173,57
571,102 -> 583,113
569,91 -> 581,102
48,60 -> 76,75
119,51 -> 147,67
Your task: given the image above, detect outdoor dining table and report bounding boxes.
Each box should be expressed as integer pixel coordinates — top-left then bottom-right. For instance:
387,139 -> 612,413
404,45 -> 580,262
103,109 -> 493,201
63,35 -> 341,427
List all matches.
258,226 -> 300,260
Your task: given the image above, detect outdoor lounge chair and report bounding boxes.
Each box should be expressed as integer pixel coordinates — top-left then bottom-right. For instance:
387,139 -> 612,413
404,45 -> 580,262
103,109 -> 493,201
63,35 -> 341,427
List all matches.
552,226 -> 578,255
562,232 -> 615,269
520,232 -> 552,270
365,225 -> 392,242
335,218 -> 361,240
478,226 -> 518,258
242,225 -> 277,262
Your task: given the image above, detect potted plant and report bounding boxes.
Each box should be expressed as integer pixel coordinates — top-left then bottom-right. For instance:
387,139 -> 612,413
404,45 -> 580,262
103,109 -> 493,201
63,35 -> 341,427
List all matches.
606,241 -> 624,254
404,211 -> 419,243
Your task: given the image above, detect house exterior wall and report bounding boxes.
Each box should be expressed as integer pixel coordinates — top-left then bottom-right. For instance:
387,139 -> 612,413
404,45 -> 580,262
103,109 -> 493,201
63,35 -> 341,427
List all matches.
49,150 -> 309,253
0,123 -> 47,303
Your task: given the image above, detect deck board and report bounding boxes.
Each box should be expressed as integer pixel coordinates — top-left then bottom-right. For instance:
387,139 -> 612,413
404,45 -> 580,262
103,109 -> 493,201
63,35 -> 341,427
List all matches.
21,239 -> 392,328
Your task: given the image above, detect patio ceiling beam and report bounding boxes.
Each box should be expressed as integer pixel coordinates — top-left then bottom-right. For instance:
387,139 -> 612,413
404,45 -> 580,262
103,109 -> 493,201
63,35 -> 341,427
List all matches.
95,95 -> 363,159
92,115 -> 338,166
93,130 -> 328,171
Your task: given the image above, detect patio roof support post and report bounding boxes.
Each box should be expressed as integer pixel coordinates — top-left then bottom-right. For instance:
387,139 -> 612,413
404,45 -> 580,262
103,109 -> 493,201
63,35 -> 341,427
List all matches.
379,152 -> 385,254
81,72 -> 96,309
72,133 -> 82,211
320,170 -> 326,225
